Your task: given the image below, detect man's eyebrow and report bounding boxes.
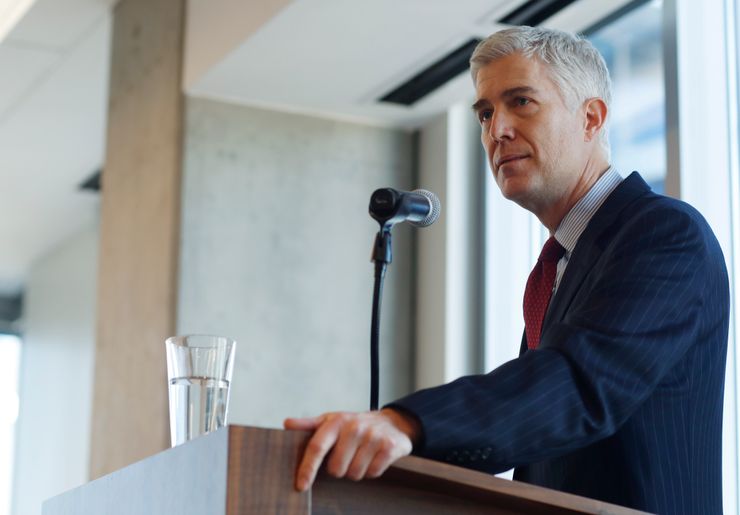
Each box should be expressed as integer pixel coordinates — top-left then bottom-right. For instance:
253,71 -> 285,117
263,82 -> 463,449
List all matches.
502,86 -> 538,98
471,86 -> 539,111
471,99 -> 490,112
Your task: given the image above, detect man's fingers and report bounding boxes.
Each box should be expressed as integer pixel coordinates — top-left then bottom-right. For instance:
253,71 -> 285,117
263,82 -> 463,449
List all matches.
365,449 -> 395,479
285,409 -> 417,491
326,419 -> 365,477
345,436 -> 381,480
295,416 -> 342,491
284,415 -> 324,431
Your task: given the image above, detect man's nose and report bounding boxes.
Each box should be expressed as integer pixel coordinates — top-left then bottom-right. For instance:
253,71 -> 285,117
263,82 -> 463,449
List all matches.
488,111 -> 515,141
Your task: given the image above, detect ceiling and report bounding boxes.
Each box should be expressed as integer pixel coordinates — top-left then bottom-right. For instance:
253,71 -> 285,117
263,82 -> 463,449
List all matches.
188,0 -> 631,128
0,0 -> 114,296
0,0 -> 632,298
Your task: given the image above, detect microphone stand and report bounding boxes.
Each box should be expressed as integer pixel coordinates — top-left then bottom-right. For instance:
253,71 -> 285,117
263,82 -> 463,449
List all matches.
369,227 -> 391,410
366,187 -> 439,411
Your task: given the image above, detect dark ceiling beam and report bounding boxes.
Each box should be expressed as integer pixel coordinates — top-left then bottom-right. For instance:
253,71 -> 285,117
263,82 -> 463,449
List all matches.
498,0 -> 580,26
0,294 -> 22,325
379,38 -> 482,106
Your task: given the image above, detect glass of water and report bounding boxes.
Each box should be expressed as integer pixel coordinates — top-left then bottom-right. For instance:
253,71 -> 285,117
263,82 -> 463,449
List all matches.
165,335 -> 236,447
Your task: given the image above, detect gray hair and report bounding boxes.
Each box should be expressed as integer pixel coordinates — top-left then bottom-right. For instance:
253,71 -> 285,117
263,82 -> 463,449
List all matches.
470,26 -> 612,157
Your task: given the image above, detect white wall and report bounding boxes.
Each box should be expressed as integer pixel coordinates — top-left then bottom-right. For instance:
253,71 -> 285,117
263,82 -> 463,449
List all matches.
12,225 -> 98,515
178,97 -> 417,427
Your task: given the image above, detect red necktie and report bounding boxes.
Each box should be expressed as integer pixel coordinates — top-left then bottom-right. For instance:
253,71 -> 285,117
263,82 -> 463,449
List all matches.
523,236 -> 566,350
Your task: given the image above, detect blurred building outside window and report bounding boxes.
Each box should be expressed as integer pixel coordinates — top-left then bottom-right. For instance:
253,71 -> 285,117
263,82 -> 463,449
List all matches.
587,0 -> 666,193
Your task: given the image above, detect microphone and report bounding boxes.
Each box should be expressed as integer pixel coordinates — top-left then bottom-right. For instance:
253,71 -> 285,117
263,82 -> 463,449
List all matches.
369,188 -> 441,228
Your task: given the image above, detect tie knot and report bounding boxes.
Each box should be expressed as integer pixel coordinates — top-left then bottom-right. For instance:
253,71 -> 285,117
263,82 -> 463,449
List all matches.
539,236 -> 565,263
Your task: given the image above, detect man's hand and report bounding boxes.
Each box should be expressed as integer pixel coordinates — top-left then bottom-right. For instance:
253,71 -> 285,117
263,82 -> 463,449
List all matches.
283,408 -> 421,491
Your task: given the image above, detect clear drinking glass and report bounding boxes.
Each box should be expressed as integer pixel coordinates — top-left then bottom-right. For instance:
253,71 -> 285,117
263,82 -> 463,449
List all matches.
165,335 -> 236,447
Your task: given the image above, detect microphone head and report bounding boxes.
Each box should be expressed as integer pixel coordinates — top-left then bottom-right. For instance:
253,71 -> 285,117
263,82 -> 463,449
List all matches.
410,189 -> 441,227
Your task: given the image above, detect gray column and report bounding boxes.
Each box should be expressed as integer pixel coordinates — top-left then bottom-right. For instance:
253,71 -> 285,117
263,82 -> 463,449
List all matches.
90,0 -> 185,478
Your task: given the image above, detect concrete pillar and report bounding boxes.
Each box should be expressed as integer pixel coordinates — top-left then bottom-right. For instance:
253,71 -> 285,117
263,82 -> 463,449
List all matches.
89,0 -> 185,478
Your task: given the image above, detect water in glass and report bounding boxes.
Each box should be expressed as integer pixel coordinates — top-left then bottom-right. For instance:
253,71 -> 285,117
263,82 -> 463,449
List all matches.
168,376 -> 230,446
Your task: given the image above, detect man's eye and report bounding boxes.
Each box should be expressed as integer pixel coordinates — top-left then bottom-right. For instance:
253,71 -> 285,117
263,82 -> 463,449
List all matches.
478,110 -> 493,123
515,97 -> 530,106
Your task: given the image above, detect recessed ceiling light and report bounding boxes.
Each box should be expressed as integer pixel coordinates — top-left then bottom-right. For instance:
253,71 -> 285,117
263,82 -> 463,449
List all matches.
498,0 -> 579,26
379,39 -> 482,106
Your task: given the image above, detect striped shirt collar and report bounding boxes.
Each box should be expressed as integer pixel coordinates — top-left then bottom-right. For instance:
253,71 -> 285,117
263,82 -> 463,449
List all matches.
554,166 -> 623,252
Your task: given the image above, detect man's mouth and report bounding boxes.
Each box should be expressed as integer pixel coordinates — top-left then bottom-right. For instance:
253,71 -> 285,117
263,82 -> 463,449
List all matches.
496,154 -> 529,168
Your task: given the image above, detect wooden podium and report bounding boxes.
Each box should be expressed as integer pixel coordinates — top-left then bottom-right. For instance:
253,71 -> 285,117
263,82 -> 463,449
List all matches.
43,425 -> 649,514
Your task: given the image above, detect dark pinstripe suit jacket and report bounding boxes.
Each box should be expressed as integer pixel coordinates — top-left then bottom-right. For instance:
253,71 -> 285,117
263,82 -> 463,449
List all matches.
390,172 -> 729,514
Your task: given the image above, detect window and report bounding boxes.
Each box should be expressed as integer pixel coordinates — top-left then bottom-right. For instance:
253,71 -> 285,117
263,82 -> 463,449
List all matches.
587,0 -> 666,193
0,334 -> 20,515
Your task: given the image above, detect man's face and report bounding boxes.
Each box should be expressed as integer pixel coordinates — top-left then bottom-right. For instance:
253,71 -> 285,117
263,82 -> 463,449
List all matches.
473,53 -> 589,215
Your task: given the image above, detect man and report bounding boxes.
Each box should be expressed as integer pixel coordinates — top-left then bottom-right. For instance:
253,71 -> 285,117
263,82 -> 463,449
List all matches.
285,27 -> 729,513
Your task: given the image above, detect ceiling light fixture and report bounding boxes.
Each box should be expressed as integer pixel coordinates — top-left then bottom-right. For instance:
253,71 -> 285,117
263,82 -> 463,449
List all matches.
379,38 -> 482,106
498,0 -> 579,26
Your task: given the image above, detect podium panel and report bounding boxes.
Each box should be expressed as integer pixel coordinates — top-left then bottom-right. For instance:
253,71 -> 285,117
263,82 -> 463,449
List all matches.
43,425 -> 650,515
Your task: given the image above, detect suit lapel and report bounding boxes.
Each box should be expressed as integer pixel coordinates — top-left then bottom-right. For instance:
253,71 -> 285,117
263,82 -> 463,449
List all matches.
539,172 -> 652,345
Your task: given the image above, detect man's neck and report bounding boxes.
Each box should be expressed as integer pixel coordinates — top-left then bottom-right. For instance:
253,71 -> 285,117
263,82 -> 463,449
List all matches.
539,159 -> 611,233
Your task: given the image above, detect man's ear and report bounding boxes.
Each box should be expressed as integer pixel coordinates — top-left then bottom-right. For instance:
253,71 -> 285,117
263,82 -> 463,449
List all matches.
583,97 -> 608,142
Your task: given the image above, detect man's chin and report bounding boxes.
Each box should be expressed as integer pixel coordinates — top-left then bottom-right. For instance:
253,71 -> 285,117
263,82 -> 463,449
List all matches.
496,177 -> 530,203
496,179 -> 544,213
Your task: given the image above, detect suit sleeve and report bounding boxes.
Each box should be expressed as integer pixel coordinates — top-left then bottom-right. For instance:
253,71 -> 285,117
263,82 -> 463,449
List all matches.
387,199 -> 729,473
